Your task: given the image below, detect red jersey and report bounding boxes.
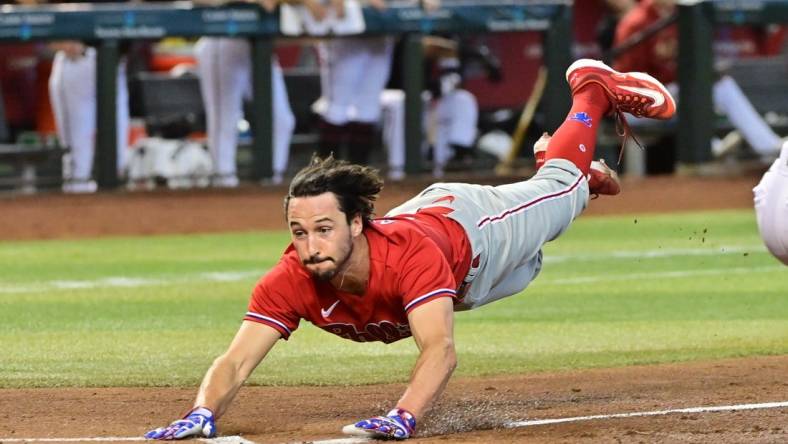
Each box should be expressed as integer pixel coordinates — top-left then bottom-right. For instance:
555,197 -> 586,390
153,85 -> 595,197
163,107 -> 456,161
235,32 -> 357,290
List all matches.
614,0 -> 678,84
245,209 -> 471,343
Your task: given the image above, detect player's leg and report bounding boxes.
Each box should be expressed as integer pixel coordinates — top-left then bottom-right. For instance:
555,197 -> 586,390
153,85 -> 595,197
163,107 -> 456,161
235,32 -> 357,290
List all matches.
57,49 -> 99,191
271,58 -> 295,184
713,75 -> 782,158
380,89 -> 406,180
346,37 -> 394,165
48,51 -> 69,152
542,59 -> 676,194
195,38 -> 221,182
352,37 -> 394,124
196,38 -> 250,187
389,59 -> 677,308
116,59 -> 130,176
753,142 -> 788,265
434,89 -> 478,169
316,41 -> 352,158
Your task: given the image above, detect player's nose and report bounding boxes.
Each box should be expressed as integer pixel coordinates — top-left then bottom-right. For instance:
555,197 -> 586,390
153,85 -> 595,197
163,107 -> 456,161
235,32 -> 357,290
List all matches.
306,234 -> 321,257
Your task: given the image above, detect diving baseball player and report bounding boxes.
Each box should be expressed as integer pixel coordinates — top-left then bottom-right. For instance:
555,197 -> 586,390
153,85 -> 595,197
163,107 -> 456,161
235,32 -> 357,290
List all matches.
195,37 -> 295,186
145,59 -> 675,440
754,141 -> 788,265
49,42 -> 129,193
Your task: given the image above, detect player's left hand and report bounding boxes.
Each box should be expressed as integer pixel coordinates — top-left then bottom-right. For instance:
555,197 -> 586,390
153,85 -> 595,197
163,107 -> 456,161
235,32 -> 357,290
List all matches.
144,407 -> 216,440
341,408 -> 416,440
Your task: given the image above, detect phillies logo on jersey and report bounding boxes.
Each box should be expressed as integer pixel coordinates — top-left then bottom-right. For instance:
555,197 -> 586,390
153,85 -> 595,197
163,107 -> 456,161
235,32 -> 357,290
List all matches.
568,111 -> 593,128
320,320 -> 412,343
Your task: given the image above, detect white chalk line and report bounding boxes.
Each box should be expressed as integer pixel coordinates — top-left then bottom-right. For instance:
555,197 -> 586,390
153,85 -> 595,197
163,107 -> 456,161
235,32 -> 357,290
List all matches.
2,400 -> 786,443
295,400 -> 788,443
0,245 -> 770,295
504,400 -> 788,427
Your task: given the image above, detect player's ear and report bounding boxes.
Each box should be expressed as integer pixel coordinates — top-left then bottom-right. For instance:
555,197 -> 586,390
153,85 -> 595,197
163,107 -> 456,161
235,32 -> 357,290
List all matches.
350,214 -> 363,238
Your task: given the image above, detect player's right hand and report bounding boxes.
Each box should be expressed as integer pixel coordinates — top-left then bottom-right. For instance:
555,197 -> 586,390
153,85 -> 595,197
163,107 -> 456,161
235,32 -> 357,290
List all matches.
144,407 -> 216,440
342,408 -> 416,440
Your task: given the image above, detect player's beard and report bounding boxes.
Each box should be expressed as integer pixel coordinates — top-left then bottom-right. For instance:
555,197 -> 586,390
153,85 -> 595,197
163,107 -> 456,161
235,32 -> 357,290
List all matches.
307,233 -> 354,282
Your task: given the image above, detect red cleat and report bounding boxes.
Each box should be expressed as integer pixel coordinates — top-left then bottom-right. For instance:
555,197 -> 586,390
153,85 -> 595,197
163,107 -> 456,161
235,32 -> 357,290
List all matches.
566,59 -> 676,120
588,159 -> 621,196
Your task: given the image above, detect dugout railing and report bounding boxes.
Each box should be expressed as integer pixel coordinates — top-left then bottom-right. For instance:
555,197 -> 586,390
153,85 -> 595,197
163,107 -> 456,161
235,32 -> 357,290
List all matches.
0,0 -> 572,190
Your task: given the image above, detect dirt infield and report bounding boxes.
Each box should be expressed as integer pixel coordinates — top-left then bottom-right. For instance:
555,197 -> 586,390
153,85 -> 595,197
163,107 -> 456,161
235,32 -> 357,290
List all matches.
2,173 -> 786,442
2,356 -> 786,443
0,174 -> 766,240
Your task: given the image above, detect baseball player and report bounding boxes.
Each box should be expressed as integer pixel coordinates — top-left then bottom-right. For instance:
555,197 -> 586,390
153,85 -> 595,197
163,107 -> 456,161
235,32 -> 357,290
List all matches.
315,0 -> 393,165
754,141 -> 788,266
49,41 -> 129,193
145,58 -> 675,440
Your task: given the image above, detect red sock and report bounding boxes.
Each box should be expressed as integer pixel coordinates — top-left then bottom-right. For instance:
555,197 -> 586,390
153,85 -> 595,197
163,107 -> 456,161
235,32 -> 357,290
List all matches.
544,84 -> 610,176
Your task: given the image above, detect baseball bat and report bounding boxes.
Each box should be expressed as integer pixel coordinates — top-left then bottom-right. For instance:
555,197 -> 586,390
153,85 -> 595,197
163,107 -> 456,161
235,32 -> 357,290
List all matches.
603,13 -> 678,63
496,66 -> 547,176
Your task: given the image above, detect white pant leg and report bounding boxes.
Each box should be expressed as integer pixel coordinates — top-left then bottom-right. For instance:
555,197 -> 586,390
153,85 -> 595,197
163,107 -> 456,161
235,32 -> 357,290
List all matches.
48,52 -> 69,150
271,59 -> 295,176
116,60 -> 130,174
49,49 -> 97,181
753,144 -> 788,265
49,49 -> 130,180
320,37 -> 392,125
380,89 -> 405,172
714,75 -> 780,156
196,37 -> 251,178
319,39 -> 363,125
351,37 -> 394,123
433,89 -> 479,166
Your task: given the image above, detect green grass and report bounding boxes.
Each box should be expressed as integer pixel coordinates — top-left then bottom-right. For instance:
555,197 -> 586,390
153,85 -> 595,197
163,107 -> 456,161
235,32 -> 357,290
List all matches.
0,209 -> 786,388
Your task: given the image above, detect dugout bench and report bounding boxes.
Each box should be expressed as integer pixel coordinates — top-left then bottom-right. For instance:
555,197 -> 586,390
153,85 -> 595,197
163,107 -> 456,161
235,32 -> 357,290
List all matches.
0,0 -> 573,190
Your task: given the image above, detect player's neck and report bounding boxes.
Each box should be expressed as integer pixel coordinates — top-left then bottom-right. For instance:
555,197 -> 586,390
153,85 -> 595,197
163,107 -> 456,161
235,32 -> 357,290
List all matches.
331,233 -> 370,295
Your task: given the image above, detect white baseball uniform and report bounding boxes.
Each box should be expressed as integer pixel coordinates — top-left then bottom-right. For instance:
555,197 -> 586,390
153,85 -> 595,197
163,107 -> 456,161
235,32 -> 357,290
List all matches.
195,37 -> 295,185
318,37 -> 394,126
49,47 -> 129,191
753,142 -> 788,265
380,88 -> 478,177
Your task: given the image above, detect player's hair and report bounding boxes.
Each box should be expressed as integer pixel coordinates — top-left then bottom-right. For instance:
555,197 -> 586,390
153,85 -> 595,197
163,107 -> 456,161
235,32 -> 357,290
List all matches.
285,154 -> 384,226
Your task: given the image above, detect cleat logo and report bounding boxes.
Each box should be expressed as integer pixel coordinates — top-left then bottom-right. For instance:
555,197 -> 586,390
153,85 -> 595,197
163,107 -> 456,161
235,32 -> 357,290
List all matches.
568,112 -> 593,127
619,85 -> 664,107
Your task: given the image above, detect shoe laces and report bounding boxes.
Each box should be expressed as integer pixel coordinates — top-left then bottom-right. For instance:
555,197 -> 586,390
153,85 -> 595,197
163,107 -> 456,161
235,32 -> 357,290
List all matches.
612,107 -> 644,166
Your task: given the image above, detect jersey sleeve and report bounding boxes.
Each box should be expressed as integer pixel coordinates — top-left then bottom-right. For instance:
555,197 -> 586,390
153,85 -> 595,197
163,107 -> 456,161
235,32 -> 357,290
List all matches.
245,262 -> 302,340
398,237 -> 458,314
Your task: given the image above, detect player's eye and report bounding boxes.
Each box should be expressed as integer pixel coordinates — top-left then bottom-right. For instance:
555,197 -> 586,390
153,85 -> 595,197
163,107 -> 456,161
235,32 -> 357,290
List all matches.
292,230 -> 306,238
319,227 -> 332,234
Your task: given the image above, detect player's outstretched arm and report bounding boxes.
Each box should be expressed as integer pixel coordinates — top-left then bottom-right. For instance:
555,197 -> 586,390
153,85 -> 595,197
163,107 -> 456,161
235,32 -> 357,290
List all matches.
343,297 -> 457,439
145,321 -> 281,440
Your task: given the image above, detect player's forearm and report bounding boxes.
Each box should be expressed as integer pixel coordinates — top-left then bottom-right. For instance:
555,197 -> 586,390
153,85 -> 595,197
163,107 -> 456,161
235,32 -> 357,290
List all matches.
396,339 -> 457,419
194,354 -> 249,419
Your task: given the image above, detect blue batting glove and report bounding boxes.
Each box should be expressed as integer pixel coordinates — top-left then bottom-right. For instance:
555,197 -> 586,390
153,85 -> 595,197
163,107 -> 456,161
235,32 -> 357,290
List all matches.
342,408 -> 416,440
145,407 -> 216,440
